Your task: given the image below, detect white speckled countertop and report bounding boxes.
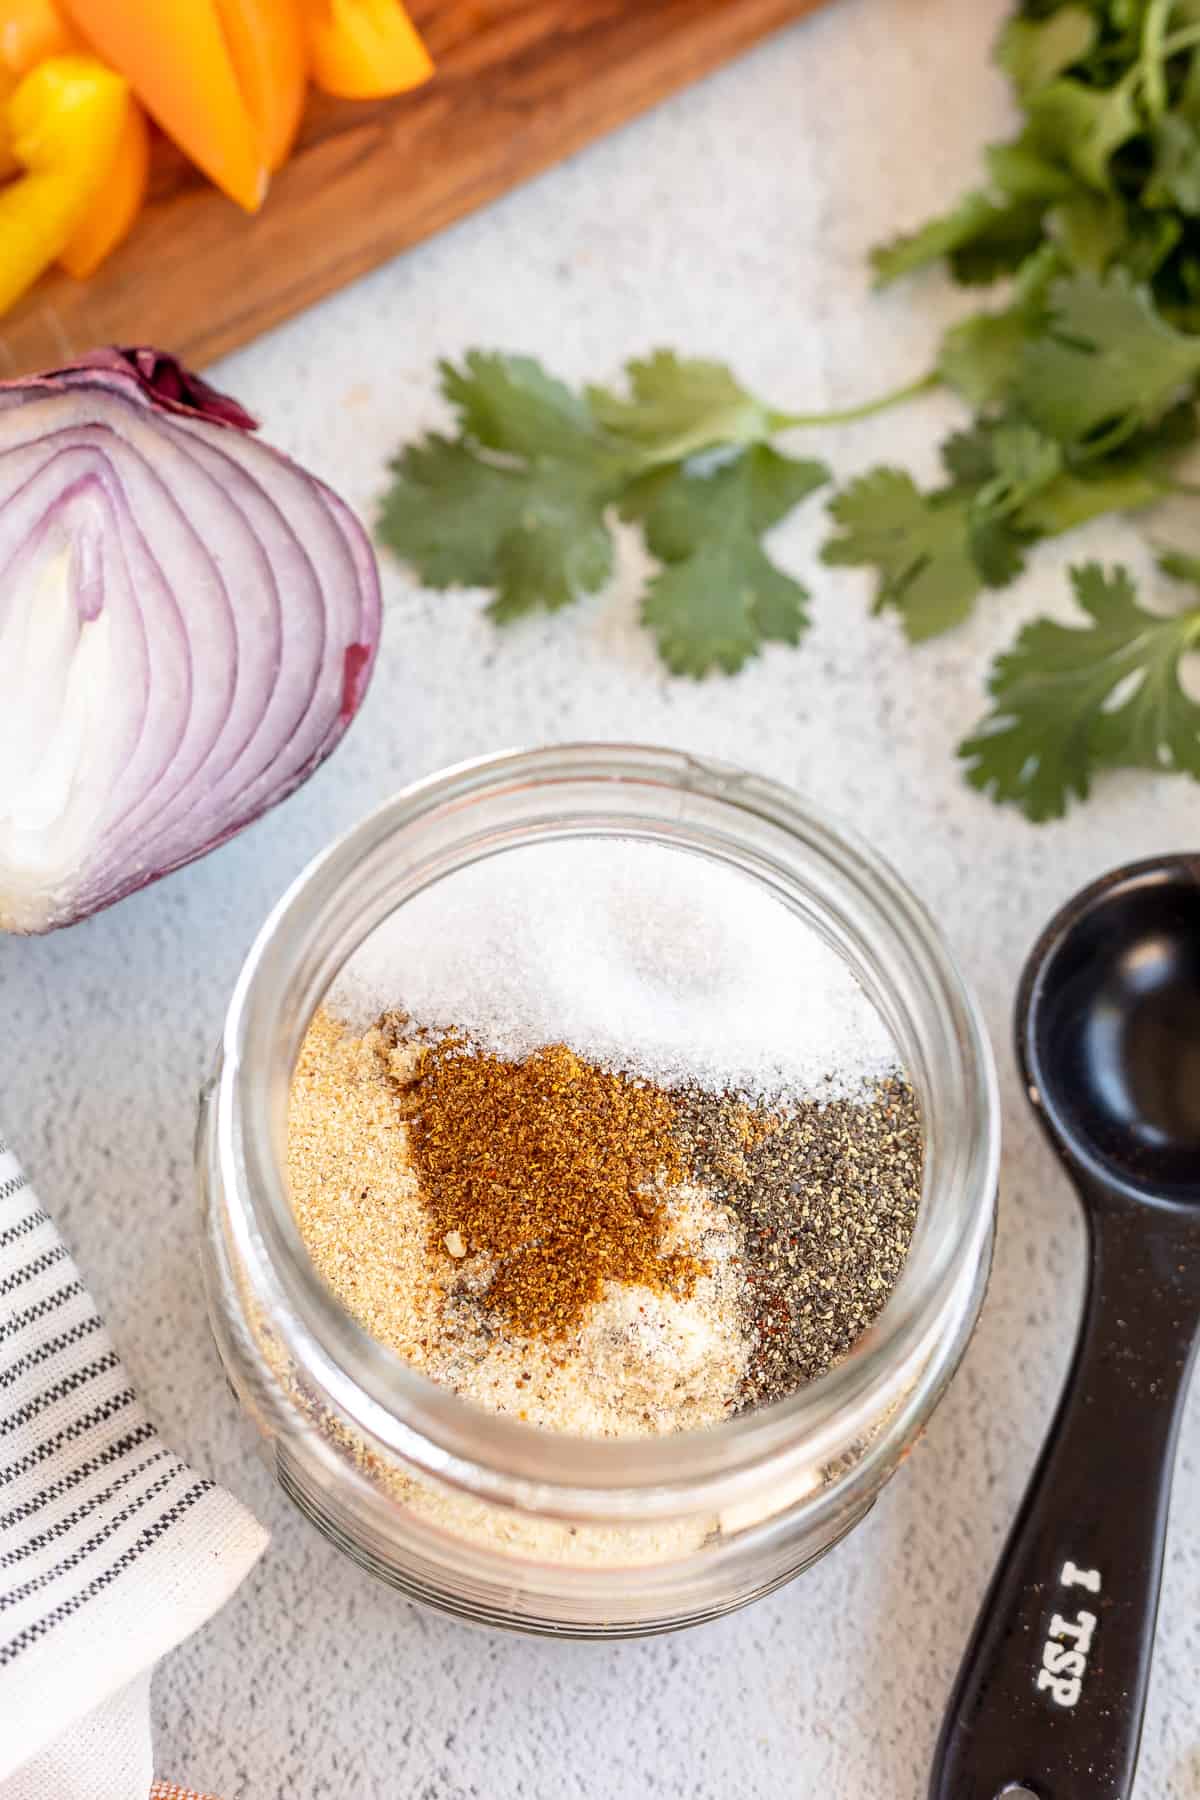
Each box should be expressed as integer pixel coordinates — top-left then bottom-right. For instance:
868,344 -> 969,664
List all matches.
4,1 -> 1200,1793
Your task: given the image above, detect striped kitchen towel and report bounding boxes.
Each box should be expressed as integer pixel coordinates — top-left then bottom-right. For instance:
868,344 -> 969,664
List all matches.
0,1133 -> 267,1799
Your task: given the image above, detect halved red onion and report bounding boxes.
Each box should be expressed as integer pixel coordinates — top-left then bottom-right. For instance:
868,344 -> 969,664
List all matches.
0,348 -> 381,934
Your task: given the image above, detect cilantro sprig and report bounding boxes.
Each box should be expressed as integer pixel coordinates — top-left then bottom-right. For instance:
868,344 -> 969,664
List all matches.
834,0 -> 1200,818
962,560 -> 1200,819
380,351 -> 832,674
379,0 -> 1200,821
379,350 -> 934,675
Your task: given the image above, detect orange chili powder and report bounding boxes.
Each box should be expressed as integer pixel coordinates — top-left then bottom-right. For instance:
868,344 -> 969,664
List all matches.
395,1036 -> 703,1339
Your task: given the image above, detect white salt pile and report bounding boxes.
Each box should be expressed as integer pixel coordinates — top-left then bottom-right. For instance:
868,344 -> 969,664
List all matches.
327,838 -> 899,1101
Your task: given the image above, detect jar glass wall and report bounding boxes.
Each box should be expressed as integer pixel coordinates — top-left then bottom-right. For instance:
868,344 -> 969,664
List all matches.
199,744 -> 999,1637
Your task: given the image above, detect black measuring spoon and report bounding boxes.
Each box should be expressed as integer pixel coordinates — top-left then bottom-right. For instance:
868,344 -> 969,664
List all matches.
929,854 -> 1200,1800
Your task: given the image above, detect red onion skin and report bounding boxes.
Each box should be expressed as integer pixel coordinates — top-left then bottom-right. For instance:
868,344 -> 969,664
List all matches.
0,348 -> 382,933
1,348 -> 260,432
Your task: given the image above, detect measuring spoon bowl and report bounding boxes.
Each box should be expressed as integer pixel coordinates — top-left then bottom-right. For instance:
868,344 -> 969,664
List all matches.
1023,855 -> 1200,1209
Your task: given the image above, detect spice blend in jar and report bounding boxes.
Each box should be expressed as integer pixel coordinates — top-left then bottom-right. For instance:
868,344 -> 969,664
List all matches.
287,840 -> 924,1437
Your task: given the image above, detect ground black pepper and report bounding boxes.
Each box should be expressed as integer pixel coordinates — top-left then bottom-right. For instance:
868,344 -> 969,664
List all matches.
674,1079 -> 923,1410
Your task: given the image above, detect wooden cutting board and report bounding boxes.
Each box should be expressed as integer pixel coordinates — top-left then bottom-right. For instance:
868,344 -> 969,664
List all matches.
0,0 -> 828,381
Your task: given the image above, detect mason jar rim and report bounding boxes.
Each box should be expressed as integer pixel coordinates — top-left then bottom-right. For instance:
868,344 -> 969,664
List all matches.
215,744 -> 999,1521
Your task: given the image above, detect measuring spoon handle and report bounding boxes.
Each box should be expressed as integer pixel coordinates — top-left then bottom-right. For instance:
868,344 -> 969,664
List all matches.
929,1196 -> 1200,1800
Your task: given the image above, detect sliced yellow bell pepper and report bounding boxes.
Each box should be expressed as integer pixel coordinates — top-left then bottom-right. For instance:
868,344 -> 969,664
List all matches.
0,0 -> 76,180
303,0 -> 431,100
0,1 -> 148,283
216,0 -> 306,171
0,0 -> 76,73
58,88 -> 147,277
0,54 -> 127,314
61,0 -> 266,211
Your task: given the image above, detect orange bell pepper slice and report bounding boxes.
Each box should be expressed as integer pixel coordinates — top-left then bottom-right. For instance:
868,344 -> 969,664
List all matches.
216,0 -> 306,171
60,0 -> 266,211
0,0 -> 76,73
58,89 -> 147,277
0,53 -> 127,315
303,0 -> 431,100
0,66 -> 16,174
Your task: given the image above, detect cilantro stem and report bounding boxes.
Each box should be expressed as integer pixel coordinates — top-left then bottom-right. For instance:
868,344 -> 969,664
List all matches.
1142,0 -> 1172,120
1108,10 -> 1200,111
1157,20 -> 1200,60
771,370 -> 940,432
1073,416 -> 1143,461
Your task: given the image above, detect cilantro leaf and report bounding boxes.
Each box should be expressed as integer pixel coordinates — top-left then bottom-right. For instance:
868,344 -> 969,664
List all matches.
1051,194 -> 1180,284
641,544 -> 799,677
379,435 -> 536,589
440,351 -> 622,468
1157,546 -> 1200,585
1146,112 -> 1200,213
960,421 -> 1056,581
378,354 -> 634,616
870,191 -> 1044,287
625,446 -> 827,675
940,423 -> 1000,487
971,514 -> 1031,586
822,469 -> 985,640
587,352 -> 778,462
1015,460 -> 1169,532
1125,396 -> 1200,456
824,418 -> 1065,641
1051,188 -> 1131,271
487,480 -> 615,620
939,312 -> 1030,409
1018,270 -> 1200,443
1026,74 -> 1141,191
996,7 -> 1098,99
626,442 -> 827,553
937,245 -> 1059,407
970,422 -> 1063,524
960,562 -> 1200,819
987,137 -> 1078,202
1122,208 -> 1183,280
1002,396 -> 1189,533
950,198 -> 1054,285
379,434 -> 615,618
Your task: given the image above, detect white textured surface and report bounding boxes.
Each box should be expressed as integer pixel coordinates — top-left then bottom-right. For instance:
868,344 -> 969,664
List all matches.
3,0 -> 1200,1792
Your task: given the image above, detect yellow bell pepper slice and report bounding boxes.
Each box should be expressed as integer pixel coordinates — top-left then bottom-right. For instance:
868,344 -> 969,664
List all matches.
303,0 -> 432,100
0,0 -> 148,282
58,89 -> 148,278
61,0 -> 266,212
0,0 -> 76,74
0,0 -> 76,180
216,0 -> 307,171
0,53 -> 127,316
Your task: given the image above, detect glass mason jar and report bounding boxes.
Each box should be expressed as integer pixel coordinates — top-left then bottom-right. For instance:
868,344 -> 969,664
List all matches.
199,744 -> 999,1638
